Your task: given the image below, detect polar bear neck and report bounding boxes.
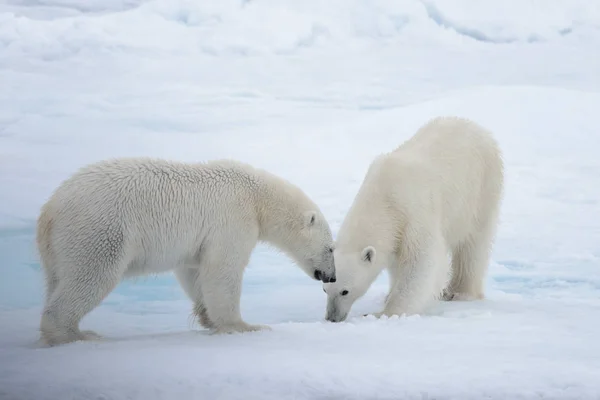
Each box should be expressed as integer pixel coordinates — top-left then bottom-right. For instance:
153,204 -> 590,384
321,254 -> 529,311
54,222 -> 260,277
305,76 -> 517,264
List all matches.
336,187 -> 402,258
252,172 -> 317,252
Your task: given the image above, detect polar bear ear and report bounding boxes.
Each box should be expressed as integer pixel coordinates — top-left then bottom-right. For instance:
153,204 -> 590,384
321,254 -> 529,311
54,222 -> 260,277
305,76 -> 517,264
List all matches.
361,246 -> 376,263
304,211 -> 317,227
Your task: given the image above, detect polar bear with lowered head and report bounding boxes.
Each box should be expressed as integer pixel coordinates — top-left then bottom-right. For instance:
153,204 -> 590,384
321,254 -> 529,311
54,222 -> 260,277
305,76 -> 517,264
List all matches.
324,116 -> 503,322
36,157 -> 336,346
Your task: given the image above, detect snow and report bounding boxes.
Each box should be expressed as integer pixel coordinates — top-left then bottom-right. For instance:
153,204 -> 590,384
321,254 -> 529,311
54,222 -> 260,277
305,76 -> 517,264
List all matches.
1,0 -> 600,399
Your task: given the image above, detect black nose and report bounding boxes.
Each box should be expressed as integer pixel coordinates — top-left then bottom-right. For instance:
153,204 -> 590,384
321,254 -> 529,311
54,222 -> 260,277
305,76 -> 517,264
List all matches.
314,270 -> 336,283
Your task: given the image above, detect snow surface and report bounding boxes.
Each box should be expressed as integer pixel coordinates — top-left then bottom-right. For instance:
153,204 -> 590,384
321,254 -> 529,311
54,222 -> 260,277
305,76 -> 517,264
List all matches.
2,0 -> 600,399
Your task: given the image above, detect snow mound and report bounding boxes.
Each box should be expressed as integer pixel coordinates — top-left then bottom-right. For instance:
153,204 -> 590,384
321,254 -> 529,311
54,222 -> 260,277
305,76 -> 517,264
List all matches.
2,0 -> 599,63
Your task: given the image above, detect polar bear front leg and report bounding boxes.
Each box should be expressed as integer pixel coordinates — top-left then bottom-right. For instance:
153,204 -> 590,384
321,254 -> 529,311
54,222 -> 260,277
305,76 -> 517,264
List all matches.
199,240 -> 271,335
377,231 -> 449,318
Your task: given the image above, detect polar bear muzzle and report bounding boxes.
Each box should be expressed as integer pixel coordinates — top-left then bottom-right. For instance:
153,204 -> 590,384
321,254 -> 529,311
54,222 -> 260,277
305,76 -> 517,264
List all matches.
325,297 -> 348,323
314,269 -> 336,283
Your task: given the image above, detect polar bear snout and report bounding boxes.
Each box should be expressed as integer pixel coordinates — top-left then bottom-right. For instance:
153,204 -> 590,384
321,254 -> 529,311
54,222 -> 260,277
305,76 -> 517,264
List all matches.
325,299 -> 347,323
311,245 -> 337,283
325,314 -> 346,323
314,269 -> 336,283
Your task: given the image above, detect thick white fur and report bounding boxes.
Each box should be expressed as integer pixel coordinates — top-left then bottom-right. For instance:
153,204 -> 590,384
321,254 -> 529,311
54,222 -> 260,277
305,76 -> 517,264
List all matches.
36,157 -> 335,346
324,116 -> 504,322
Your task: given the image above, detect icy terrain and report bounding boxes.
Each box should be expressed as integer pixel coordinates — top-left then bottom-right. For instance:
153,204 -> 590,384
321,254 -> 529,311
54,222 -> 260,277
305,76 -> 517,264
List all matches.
1,0 -> 600,399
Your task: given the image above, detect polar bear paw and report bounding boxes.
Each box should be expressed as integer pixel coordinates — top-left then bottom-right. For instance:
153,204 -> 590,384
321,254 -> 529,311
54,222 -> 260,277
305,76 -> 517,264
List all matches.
362,311 -> 386,319
441,289 -> 483,301
40,328 -> 103,347
441,289 -> 456,301
80,330 -> 103,341
211,321 -> 271,335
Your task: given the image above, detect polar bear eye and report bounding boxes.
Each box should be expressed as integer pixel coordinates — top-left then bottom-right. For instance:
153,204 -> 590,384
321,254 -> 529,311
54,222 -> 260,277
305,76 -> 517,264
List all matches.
328,247 -> 333,253
341,290 -> 349,296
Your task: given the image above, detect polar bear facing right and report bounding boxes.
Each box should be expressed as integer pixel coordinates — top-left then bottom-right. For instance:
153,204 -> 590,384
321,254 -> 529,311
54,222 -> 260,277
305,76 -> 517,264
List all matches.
36,157 -> 337,346
324,116 -> 504,322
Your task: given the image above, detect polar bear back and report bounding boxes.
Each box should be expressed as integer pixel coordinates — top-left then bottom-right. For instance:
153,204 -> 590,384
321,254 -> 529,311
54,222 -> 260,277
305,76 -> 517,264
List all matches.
339,116 -> 503,252
395,117 -> 502,239
44,158 -> 267,275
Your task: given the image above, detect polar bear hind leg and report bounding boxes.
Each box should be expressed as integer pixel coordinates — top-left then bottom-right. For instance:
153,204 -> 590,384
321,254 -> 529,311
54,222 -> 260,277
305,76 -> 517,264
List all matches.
37,208 -> 60,307
174,266 -> 214,329
40,259 -> 125,347
444,213 -> 499,302
42,264 -> 60,307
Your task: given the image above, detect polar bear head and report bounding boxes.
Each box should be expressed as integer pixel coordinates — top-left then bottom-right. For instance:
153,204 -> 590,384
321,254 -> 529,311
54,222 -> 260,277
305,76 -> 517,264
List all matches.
285,210 -> 337,284
323,245 -> 380,322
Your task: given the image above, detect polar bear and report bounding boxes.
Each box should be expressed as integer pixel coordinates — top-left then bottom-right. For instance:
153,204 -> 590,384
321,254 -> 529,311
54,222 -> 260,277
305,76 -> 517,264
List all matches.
324,116 -> 503,322
36,157 -> 336,346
